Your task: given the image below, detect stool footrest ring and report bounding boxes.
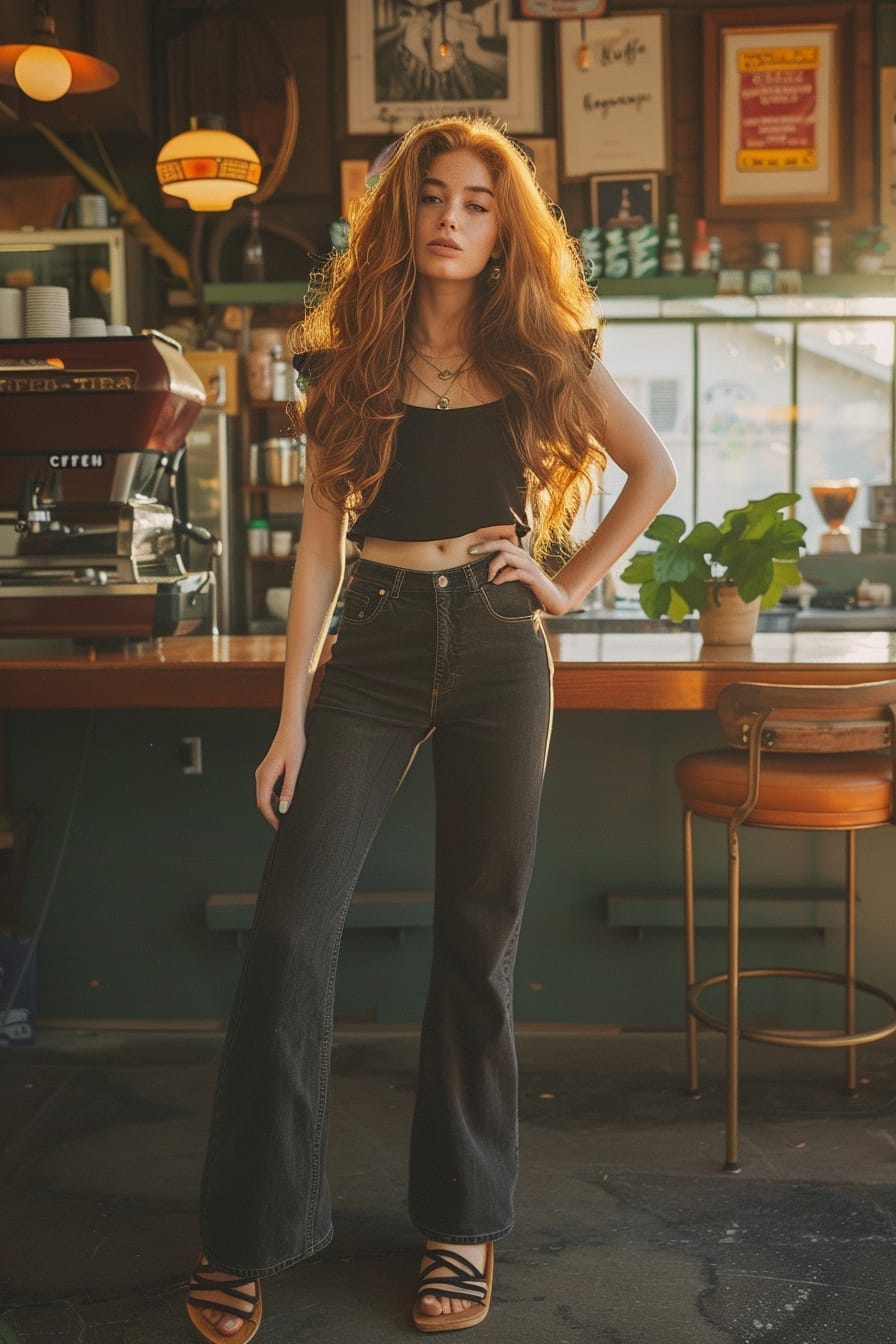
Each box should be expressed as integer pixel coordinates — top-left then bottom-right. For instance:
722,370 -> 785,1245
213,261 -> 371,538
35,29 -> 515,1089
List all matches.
687,967 -> 896,1048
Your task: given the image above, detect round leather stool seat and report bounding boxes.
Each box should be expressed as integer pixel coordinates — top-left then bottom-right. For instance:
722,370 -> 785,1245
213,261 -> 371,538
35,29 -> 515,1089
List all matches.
676,749 -> 893,828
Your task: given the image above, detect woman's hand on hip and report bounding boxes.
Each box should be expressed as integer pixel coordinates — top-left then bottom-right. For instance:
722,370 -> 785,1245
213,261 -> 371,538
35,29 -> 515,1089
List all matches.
256,726 -> 306,830
468,526 -> 571,616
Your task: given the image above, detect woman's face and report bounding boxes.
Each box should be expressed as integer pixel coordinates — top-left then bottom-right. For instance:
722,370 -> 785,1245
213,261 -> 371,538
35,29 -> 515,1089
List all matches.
412,149 -> 499,284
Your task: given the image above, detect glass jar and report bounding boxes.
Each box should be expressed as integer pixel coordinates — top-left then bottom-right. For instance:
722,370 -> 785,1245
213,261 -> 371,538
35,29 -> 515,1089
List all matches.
759,241 -> 781,271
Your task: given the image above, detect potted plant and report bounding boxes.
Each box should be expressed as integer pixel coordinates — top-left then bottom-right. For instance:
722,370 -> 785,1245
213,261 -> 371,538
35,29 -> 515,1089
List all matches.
620,492 -> 806,645
848,223 -> 890,274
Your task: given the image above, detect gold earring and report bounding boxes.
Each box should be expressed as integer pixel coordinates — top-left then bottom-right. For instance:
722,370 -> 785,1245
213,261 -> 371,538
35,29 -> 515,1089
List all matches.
486,261 -> 503,286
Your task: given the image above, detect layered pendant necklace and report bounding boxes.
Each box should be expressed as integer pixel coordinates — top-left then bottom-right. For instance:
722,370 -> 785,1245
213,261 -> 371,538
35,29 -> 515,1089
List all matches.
410,345 -> 465,382
406,349 -> 473,410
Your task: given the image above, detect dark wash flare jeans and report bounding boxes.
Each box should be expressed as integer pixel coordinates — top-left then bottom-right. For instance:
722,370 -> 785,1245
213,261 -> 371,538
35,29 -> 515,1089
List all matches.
199,555 -> 554,1277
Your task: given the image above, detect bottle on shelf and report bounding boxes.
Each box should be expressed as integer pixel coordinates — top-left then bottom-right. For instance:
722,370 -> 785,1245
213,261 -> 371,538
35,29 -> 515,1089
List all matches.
242,207 -> 265,283
660,213 -> 685,276
811,220 -> 833,276
690,218 -> 711,274
708,235 -> 723,274
247,517 -> 271,557
270,345 -> 294,402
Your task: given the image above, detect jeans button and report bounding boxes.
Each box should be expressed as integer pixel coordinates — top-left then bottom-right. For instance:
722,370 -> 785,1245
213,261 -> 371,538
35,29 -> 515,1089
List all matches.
437,574 -> 448,588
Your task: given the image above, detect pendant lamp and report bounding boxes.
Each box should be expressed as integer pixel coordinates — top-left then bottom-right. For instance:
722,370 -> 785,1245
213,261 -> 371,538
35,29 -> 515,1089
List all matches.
155,114 -> 261,212
0,1 -> 119,102
431,0 -> 456,73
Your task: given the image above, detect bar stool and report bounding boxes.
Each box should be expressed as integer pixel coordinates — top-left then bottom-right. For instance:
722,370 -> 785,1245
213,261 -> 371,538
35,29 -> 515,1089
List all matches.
676,680 -> 896,1171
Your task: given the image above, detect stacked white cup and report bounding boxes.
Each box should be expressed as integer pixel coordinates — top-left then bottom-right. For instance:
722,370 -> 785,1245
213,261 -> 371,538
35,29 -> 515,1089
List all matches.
25,286 -> 70,337
70,316 -> 107,337
0,288 -> 24,338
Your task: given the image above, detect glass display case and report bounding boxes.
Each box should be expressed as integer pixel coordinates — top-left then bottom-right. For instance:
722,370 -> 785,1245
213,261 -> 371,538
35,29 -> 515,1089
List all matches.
0,227 -> 140,328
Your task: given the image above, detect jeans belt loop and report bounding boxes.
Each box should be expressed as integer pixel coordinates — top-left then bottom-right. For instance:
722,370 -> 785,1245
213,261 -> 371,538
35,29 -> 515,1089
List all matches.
390,568 -> 405,599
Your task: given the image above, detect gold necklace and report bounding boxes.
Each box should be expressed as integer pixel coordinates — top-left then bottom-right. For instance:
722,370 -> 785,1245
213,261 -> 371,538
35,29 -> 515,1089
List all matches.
405,355 -> 472,409
409,344 -> 469,382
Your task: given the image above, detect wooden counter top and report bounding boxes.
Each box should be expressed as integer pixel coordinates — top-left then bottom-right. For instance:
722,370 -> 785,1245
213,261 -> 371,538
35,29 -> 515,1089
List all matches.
3,630 -> 896,711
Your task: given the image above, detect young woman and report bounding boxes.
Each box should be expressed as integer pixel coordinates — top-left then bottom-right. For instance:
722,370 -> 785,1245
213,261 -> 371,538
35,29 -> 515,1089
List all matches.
187,116 -> 676,1342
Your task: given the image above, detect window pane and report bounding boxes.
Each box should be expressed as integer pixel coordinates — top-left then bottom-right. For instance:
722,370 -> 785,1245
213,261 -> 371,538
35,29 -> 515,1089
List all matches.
795,321 -> 893,551
599,322 -> 693,527
696,322 -> 793,523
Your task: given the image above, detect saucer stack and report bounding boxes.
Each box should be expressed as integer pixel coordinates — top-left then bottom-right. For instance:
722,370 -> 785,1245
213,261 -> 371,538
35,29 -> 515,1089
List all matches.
0,287 -> 24,338
25,285 -> 70,337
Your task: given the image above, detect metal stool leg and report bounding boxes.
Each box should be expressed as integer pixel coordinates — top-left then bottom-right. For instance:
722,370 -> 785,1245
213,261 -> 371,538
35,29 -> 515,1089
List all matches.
683,807 -> 700,1097
845,829 -> 858,1095
725,819 -> 742,1173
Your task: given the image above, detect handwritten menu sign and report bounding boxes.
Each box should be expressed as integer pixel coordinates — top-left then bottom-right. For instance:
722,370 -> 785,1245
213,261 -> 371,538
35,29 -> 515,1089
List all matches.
559,13 -> 668,179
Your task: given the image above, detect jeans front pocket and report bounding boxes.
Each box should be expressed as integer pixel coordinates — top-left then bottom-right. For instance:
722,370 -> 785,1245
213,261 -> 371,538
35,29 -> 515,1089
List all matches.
477,579 -> 538,623
340,576 -> 392,626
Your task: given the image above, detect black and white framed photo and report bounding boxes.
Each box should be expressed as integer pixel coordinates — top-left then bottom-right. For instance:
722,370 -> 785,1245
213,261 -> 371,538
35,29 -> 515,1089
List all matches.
346,0 -> 543,136
590,173 -> 660,230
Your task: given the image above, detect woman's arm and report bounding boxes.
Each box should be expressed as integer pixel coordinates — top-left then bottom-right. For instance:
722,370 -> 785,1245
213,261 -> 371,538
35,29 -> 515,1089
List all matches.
255,443 -> 347,828
470,358 -> 677,614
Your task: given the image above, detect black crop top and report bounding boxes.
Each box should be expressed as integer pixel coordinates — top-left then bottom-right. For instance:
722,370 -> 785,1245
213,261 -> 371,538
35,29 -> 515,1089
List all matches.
348,400 -> 527,543
294,330 -> 596,544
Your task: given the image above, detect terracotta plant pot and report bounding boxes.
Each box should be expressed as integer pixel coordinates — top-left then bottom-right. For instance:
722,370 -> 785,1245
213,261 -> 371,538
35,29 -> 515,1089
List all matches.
697,583 -> 761,646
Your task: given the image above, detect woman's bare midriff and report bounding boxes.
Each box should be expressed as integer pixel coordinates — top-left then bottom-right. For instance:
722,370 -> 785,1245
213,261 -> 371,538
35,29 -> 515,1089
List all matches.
358,525 -> 518,572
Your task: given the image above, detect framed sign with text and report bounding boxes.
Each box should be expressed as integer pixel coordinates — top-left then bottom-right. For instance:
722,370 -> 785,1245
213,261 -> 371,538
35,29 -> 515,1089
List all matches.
557,13 -> 669,180
346,0 -> 542,136
703,5 -> 854,217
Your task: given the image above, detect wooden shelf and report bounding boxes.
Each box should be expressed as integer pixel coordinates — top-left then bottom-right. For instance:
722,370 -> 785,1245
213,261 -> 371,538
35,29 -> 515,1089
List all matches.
592,273 -> 896,299
241,483 -> 304,492
202,282 -> 309,304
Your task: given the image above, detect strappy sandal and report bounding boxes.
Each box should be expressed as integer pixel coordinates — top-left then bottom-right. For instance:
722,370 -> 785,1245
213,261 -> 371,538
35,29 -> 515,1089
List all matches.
187,1258 -> 263,1343
412,1242 -> 494,1333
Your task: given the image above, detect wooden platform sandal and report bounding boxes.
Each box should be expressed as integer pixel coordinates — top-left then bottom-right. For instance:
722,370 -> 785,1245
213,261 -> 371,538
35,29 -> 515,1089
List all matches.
412,1242 -> 494,1334
187,1258 -> 263,1343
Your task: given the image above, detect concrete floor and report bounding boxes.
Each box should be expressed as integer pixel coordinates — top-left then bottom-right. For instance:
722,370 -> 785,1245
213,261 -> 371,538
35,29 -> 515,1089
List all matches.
0,1027 -> 894,1344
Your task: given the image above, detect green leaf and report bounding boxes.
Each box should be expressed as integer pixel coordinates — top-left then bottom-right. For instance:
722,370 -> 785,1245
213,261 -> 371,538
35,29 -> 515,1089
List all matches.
720,492 -> 799,541
736,558 -> 774,604
683,521 -> 721,555
676,571 -> 713,613
667,586 -> 695,621
619,551 -> 656,585
760,559 -> 803,608
653,543 -> 693,584
638,579 -> 669,618
645,514 -> 687,544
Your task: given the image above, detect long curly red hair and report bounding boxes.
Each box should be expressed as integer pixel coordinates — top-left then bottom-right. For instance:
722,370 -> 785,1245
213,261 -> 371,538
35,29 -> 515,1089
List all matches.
292,116 -> 607,557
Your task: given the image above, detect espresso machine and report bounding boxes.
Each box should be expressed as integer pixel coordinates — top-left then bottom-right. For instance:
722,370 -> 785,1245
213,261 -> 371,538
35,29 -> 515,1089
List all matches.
0,332 -> 217,642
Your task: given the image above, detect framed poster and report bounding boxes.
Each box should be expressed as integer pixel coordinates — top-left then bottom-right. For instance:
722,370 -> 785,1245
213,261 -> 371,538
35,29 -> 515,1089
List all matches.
346,0 -> 542,136
703,6 -> 853,217
557,13 -> 669,179
590,173 -> 660,230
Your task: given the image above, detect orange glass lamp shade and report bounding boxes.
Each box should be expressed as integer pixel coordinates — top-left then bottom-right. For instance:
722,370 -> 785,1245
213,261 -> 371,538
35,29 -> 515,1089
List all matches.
156,116 -> 261,212
0,11 -> 118,101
